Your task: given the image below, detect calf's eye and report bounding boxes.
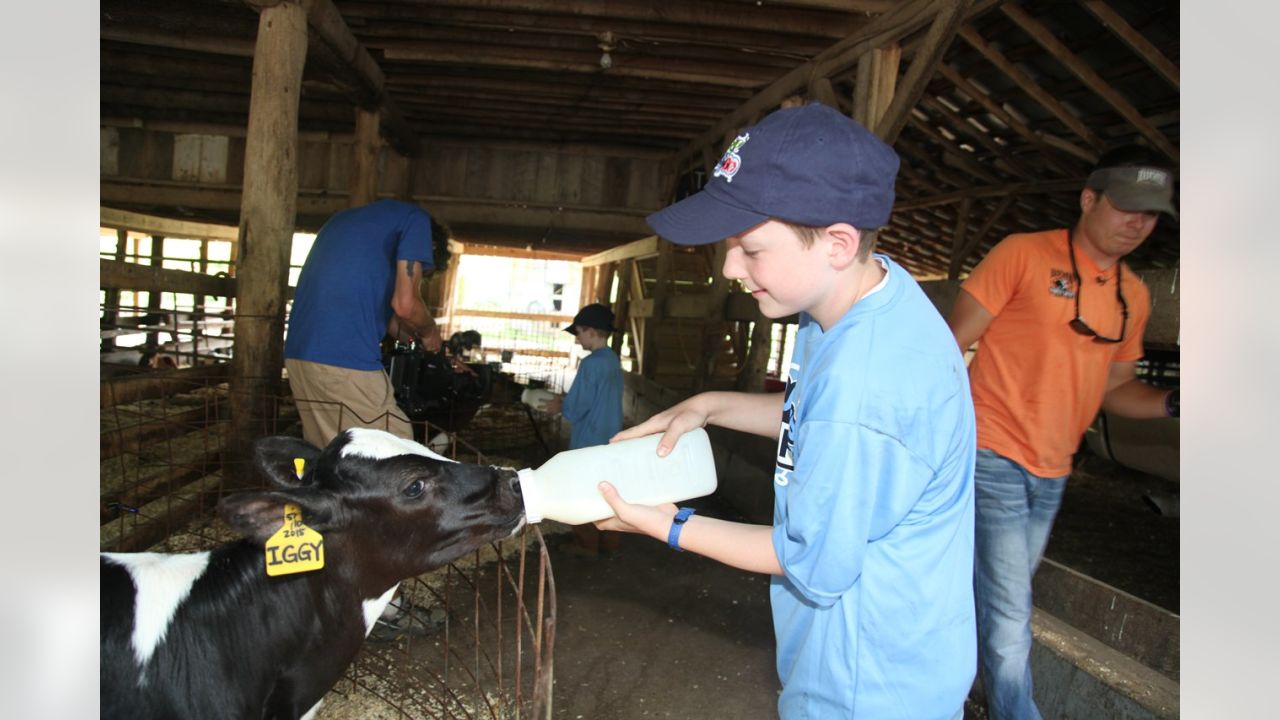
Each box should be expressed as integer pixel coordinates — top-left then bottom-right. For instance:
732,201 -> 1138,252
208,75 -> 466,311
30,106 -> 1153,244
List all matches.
404,479 -> 426,498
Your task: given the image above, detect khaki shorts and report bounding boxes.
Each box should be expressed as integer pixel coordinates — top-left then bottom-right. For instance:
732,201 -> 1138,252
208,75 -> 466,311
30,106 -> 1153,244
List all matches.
284,358 -> 412,448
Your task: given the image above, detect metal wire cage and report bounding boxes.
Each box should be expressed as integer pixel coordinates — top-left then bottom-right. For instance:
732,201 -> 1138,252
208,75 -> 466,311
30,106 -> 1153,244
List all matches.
99,370 -> 557,720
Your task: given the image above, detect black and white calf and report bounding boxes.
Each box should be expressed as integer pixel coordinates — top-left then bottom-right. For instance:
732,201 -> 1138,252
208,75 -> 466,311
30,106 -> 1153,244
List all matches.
101,428 -> 525,720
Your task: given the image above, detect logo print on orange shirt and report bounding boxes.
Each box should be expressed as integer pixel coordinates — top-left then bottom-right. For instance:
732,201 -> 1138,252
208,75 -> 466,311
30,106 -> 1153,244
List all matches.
1048,269 -> 1075,298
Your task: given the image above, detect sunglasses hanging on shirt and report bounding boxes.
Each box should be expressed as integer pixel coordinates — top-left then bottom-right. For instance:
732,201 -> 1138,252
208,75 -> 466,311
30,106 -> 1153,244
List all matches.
1067,232 -> 1128,344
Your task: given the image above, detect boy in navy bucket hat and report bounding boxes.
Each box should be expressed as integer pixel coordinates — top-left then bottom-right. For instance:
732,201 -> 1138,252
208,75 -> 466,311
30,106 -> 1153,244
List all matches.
598,103 -> 977,720
543,303 -> 624,558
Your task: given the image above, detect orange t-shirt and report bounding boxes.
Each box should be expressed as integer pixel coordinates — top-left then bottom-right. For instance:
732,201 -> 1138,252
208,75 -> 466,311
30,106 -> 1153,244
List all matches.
961,229 -> 1151,477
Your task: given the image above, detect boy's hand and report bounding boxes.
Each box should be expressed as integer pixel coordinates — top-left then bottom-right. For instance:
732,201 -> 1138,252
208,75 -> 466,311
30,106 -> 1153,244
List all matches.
610,398 -> 708,458
543,396 -> 562,415
594,481 -> 677,538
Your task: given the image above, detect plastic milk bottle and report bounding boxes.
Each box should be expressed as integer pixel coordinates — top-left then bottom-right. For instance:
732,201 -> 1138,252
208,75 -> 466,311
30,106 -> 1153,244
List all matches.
520,387 -> 558,412
517,428 -> 718,525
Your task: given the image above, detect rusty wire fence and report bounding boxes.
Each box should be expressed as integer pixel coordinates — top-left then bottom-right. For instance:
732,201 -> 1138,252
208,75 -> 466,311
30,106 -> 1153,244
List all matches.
100,369 -> 558,720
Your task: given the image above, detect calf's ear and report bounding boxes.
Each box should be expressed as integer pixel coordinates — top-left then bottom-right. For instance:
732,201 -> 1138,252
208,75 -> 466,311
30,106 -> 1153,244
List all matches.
253,436 -> 322,488
218,489 -> 346,545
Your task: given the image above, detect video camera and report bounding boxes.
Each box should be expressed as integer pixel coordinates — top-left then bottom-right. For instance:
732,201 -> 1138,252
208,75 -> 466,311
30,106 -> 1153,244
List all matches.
384,330 -> 494,423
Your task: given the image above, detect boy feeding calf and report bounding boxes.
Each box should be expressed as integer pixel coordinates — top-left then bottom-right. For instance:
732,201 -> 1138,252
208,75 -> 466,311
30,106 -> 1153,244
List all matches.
101,428 -> 526,720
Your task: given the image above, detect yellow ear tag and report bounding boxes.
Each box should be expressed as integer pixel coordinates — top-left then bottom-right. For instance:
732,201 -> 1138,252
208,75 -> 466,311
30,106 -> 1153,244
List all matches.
293,457 -> 306,479
264,502 -> 325,577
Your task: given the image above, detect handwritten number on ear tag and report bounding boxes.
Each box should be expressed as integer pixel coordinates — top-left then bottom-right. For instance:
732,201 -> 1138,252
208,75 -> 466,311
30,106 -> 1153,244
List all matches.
264,503 -> 325,576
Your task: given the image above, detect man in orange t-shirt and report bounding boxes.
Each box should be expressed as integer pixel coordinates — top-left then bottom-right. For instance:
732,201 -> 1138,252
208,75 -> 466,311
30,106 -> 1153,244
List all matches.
948,145 -> 1179,720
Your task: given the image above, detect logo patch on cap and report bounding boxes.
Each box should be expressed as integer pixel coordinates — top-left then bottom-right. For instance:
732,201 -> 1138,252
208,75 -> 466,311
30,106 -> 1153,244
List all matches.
1136,168 -> 1169,186
713,133 -> 750,183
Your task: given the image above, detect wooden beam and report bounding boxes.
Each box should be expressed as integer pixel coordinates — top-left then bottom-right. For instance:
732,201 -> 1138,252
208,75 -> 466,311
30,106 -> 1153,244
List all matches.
1082,0 -> 1178,90
1000,2 -> 1178,163
450,242 -> 585,262
895,177 -> 1085,211
672,0 -> 939,169
384,0 -> 870,38
101,207 -> 239,241
875,0 -> 973,143
230,1 -> 307,457
101,180 -> 655,238
101,259 -> 238,297
581,236 -> 661,267
958,24 -> 1106,152
100,364 -> 232,409
382,44 -> 775,89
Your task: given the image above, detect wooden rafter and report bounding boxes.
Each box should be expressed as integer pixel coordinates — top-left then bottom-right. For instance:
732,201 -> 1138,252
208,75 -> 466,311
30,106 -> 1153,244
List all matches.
1000,2 -> 1177,162
917,95 -> 1035,180
957,24 -> 1106,152
672,0 -> 938,169
1082,0 -> 1179,90
935,63 -> 1084,177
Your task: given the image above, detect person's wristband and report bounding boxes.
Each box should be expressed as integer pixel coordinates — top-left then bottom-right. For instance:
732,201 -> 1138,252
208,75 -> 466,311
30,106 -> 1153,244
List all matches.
1164,389 -> 1179,418
667,507 -> 696,552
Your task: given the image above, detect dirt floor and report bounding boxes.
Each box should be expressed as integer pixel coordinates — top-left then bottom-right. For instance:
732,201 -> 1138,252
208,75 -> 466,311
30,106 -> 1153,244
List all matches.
541,446 -> 1179,719
1045,447 -> 1180,613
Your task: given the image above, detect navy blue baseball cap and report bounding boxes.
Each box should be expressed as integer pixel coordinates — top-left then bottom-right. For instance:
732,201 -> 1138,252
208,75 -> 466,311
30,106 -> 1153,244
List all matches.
647,102 -> 900,246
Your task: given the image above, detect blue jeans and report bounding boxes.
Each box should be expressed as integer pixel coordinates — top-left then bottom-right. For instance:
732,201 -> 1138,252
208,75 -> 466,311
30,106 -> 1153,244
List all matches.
973,449 -> 1067,720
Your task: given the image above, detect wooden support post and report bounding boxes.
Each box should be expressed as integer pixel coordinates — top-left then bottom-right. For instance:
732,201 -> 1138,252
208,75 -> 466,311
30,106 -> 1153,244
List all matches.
736,319 -> 773,393
876,0 -> 972,143
437,250 -> 461,330
641,243 -> 673,380
947,197 -> 972,281
854,45 -> 901,130
611,258 -> 634,358
593,262 -> 615,305
102,229 -> 128,352
350,107 -> 380,206
693,242 -> 730,393
193,237 -> 210,367
146,235 -> 166,352
230,0 -> 307,459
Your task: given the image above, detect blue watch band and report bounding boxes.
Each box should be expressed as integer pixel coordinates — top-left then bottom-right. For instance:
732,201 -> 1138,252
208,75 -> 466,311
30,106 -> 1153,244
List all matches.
667,507 -> 696,552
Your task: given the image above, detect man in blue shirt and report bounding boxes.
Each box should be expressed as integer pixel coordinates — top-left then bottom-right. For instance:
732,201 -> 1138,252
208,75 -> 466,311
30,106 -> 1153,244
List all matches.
545,303 -> 624,557
285,199 -> 442,449
598,103 -> 977,718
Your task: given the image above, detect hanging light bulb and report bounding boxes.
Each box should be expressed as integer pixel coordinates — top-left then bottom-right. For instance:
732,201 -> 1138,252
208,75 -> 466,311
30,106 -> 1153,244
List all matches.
597,31 -> 615,71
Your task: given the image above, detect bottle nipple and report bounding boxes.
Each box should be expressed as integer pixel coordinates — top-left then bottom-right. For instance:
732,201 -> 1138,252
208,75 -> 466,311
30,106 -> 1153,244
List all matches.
516,468 -> 543,523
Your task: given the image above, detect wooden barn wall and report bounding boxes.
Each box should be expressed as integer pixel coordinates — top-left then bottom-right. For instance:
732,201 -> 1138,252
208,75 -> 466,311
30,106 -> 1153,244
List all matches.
101,125 -> 665,230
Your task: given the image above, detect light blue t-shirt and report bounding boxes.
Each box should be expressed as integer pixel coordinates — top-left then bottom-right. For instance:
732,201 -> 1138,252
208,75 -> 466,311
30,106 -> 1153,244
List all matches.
561,346 -> 623,450
285,200 -> 434,371
770,255 -> 976,719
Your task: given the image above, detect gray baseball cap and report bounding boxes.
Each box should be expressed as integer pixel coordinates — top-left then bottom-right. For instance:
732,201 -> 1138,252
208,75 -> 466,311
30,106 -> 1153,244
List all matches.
1087,166 -> 1178,219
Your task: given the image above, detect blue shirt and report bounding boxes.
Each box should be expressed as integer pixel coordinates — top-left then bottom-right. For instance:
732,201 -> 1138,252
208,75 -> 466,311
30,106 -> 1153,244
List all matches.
285,200 -> 434,371
770,255 -> 976,719
561,346 -> 623,449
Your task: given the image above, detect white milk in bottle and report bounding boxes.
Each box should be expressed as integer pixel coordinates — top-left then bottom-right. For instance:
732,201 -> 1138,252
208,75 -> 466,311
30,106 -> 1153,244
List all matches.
517,428 -> 718,525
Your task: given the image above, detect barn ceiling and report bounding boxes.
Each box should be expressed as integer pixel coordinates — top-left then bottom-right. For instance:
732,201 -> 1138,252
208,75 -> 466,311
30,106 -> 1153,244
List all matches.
100,0 -> 1179,278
